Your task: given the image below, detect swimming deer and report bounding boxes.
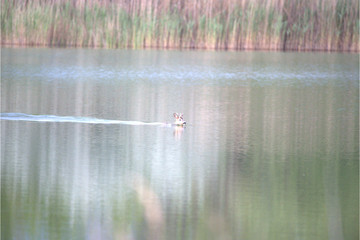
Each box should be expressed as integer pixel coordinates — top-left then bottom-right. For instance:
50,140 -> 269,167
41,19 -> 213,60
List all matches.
173,113 -> 186,126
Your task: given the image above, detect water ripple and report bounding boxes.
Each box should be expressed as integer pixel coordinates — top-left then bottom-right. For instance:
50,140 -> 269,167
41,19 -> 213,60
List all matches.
0,113 -> 166,126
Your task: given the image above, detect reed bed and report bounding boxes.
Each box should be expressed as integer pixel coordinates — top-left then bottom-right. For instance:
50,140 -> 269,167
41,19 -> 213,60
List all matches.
1,0 -> 358,51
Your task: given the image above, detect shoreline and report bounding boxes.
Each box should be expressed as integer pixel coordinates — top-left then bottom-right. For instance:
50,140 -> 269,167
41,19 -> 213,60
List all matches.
2,42 -> 358,53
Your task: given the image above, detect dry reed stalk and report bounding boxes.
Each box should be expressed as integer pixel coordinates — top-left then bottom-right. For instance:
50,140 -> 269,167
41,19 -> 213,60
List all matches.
1,0 -> 358,51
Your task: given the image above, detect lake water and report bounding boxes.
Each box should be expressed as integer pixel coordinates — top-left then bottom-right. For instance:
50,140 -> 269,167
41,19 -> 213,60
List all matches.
1,48 -> 359,240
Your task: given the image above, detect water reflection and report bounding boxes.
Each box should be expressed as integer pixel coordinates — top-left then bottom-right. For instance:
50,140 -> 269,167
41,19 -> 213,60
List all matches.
1,49 -> 359,240
173,126 -> 185,140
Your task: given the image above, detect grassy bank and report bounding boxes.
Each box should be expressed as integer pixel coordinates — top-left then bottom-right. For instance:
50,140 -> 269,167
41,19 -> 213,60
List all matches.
1,0 -> 359,51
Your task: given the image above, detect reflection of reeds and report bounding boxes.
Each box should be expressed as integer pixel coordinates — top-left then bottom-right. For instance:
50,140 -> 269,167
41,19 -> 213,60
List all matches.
1,0 -> 358,51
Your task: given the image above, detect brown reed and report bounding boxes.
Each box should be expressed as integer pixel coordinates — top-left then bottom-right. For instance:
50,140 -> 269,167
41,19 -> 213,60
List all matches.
1,0 -> 358,51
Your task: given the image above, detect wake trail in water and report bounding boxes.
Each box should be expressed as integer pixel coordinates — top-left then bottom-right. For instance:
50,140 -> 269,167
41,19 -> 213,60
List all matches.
0,113 -> 167,126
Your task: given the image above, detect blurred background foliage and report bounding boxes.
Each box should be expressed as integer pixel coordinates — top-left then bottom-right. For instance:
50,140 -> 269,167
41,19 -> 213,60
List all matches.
1,0 -> 359,51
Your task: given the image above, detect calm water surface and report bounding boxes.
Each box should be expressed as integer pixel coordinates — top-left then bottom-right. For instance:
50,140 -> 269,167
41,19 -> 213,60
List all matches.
1,48 -> 359,240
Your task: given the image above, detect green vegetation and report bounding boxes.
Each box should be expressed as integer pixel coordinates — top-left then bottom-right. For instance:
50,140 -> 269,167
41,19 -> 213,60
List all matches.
1,0 -> 359,51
